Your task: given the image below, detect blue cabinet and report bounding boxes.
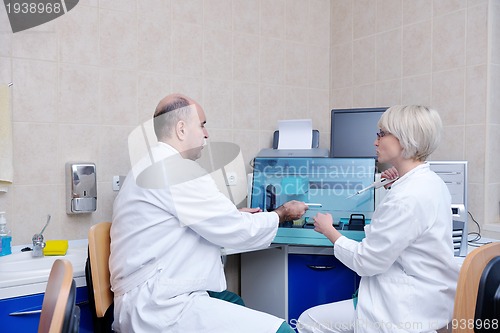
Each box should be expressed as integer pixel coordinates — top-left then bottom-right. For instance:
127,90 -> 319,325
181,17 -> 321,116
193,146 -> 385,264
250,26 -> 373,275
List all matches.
0,286 -> 93,333
241,245 -> 360,330
287,253 -> 360,324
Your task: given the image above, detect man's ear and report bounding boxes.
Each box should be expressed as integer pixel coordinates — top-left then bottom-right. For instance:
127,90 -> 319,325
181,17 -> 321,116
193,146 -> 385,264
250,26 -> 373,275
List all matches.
175,120 -> 186,140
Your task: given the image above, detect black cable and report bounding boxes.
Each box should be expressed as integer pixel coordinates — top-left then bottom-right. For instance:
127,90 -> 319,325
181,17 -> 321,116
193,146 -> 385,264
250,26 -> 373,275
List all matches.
467,210 -> 491,246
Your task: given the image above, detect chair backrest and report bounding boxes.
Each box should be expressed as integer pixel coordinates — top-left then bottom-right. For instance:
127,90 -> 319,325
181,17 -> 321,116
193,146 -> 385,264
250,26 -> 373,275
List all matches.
87,222 -> 114,319
452,242 -> 500,333
38,259 -> 80,333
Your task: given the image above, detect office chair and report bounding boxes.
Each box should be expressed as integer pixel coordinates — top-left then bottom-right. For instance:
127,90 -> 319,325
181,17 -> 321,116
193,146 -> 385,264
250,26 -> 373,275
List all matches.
451,241 -> 500,333
38,259 -> 80,333
85,222 -> 114,333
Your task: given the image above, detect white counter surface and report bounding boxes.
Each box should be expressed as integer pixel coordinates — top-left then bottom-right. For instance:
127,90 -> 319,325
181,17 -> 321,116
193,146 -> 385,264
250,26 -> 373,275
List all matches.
0,240 -> 88,300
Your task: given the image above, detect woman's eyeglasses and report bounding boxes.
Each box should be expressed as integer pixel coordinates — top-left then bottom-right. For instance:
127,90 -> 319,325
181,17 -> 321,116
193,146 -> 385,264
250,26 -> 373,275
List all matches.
376,130 -> 389,139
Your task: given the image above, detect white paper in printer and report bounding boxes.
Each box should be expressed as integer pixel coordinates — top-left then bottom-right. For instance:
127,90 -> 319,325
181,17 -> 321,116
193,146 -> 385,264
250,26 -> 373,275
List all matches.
277,119 -> 313,149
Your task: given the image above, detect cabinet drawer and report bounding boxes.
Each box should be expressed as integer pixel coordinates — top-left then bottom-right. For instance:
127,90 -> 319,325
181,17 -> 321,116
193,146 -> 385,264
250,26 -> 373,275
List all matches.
0,286 -> 93,333
288,254 -> 360,324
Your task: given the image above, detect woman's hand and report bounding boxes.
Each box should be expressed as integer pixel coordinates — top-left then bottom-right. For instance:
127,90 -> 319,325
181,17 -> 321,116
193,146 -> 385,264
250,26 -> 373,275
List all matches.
313,213 -> 342,244
381,167 -> 399,188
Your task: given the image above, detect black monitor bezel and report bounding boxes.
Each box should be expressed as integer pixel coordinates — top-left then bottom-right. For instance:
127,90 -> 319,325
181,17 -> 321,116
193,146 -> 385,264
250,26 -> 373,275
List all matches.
330,107 -> 388,159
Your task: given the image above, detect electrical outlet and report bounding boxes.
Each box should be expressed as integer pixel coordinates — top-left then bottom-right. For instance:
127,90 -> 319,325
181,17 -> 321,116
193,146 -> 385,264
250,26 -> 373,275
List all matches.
226,172 -> 237,186
112,175 -> 125,191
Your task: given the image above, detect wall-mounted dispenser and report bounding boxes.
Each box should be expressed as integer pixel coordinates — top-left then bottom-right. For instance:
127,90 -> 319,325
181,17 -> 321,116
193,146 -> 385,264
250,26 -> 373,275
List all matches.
65,162 -> 97,214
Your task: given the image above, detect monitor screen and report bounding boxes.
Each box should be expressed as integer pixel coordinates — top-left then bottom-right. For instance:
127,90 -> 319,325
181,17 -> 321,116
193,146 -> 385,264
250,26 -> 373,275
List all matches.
330,107 -> 388,159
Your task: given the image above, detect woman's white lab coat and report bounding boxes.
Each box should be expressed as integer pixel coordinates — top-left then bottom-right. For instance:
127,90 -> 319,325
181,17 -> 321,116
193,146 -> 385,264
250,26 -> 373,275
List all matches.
334,163 -> 459,332
109,143 -> 285,332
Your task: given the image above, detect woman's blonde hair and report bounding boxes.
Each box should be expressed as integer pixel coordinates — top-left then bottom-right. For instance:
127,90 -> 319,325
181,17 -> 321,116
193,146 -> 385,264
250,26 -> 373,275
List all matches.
378,105 -> 442,161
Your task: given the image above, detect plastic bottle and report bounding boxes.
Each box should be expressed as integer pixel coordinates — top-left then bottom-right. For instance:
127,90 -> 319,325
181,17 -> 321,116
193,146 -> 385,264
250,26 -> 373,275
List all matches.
0,212 -> 12,256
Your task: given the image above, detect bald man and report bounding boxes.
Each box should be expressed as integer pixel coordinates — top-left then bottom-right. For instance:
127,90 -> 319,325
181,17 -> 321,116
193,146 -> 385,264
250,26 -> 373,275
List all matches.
109,93 -> 308,332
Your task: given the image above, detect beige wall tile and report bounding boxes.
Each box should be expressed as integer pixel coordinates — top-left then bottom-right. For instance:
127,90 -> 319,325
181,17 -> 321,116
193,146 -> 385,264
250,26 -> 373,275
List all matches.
487,124 -> 500,183
432,125 -> 464,160
204,29 -> 233,80
308,0 -> 331,47
353,36 -> 376,85
99,0 -> 136,12
286,42 -> 309,87
490,64 -> 500,124
0,57 -> 12,85
432,10 -> 466,71
59,64 -> 99,124
402,74 -> 432,106
12,59 -> 57,123
59,5 -> 99,66
402,0 -> 432,25
99,69 -> 137,126
376,29 -> 402,81
233,33 -> 260,83
204,0 -> 232,30
331,0 -> 353,46
308,88 -> 331,135
171,76 -> 203,104
331,87 -> 353,108
402,20 -> 432,76
172,22 -> 203,77
203,79 -> 233,129
432,68 -> 465,126
465,124 -> 486,184
466,182 -> 485,228
491,1 -> 500,65
433,0 -> 466,17
0,5 -> 12,57
285,87 -> 310,119
286,0 -> 309,43
172,0 -> 203,25
260,38 -> 285,84
233,130 -> 262,173
137,12 -> 172,73
11,185 -> 60,244
13,123 -> 59,185
353,83 -> 376,108
353,0 -> 376,39
466,3 -> 488,66
259,84 -> 285,131
138,72 -> 171,123
260,0 -> 285,39
465,64 -> 487,125
98,126 -> 133,181
485,183 -> 500,224
99,9 -> 137,69
376,0 -> 402,33
308,46 -> 330,89
233,82 -> 260,130
233,0 -> 260,35
331,42 -> 353,89
12,28 -> 57,61
376,79 -> 401,106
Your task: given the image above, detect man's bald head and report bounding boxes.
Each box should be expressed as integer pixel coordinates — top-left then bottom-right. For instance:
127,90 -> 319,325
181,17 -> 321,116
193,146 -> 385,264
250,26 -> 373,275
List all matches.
153,94 -> 195,141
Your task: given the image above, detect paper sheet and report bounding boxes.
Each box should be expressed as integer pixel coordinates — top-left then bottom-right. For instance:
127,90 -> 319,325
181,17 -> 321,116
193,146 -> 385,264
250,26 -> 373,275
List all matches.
277,119 -> 313,149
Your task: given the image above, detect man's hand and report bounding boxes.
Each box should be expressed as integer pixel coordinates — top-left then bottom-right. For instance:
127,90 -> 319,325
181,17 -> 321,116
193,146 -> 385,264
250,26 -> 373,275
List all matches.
239,207 -> 262,214
274,200 -> 308,223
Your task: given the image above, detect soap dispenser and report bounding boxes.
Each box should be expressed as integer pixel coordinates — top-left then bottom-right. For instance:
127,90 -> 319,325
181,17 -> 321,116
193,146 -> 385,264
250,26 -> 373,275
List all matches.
0,212 -> 12,256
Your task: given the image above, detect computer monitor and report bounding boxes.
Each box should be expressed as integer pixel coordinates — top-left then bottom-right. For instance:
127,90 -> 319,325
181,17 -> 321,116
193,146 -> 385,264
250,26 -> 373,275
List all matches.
330,107 -> 388,159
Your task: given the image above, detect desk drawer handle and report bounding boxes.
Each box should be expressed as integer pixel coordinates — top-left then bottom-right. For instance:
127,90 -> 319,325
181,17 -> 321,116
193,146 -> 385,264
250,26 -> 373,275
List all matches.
307,265 -> 335,271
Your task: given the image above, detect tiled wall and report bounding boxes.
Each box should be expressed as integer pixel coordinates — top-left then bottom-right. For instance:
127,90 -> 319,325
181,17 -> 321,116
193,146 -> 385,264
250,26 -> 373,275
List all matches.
330,0 -> 500,238
0,0 -> 331,245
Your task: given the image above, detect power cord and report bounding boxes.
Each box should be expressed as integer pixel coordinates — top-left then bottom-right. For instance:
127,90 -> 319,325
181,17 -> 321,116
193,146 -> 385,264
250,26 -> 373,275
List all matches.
467,211 -> 492,247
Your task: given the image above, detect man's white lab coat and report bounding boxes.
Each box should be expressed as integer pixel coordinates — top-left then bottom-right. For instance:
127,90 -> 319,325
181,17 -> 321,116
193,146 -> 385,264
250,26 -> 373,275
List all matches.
109,143 -> 284,332
334,163 -> 460,332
